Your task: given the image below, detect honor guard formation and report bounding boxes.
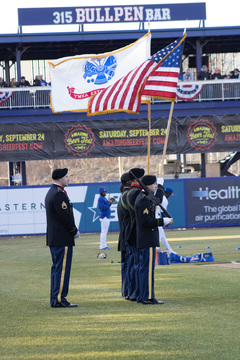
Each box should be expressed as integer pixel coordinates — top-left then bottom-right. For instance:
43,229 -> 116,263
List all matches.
117,168 -> 173,305
45,167 -> 174,307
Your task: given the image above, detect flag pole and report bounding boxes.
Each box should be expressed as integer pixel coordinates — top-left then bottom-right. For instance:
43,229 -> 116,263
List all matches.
147,101 -> 151,174
159,29 -> 186,176
118,156 -> 123,179
146,20 -> 151,175
159,101 -> 175,177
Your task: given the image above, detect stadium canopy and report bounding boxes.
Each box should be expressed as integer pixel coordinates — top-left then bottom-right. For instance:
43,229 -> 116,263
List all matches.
0,26 -> 240,63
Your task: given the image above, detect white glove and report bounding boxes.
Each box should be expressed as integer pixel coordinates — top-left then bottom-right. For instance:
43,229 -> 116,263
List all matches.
74,231 -> 81,239
163,218 -> 173,227
157,177 -> 164,186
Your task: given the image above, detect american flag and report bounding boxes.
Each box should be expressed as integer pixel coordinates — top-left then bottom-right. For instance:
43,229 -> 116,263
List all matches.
87,34 -> 186,116
141,35 -> 186,101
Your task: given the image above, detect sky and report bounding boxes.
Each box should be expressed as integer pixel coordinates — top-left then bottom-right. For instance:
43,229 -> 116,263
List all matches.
1,0 -> 239,34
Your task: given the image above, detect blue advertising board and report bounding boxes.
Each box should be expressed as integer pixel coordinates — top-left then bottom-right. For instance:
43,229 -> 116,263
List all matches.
72,182 -> 121,233
74,179 -> 185,233
0,180 -> 184,237
1,176 -> 240,237
185,177 -> 240,228
159,179 -> 186,229
18,3 -> 206,26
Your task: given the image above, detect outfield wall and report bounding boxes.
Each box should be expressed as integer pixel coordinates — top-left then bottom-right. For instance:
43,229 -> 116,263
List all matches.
1,176 -> 240,237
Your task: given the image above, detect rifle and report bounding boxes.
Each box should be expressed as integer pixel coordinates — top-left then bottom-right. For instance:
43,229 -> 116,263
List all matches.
129,170 -> 172,218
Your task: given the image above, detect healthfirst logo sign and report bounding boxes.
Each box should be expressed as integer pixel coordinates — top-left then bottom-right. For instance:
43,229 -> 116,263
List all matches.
186,178 -> 240,227
0,183 -> 120,237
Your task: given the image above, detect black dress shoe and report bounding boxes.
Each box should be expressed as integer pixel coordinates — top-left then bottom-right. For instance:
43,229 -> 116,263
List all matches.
54,301 -> 78,308
125,296 -> 130,300
142,298 -> 165,305
64,302 -> 78,308
152,298 -> 165,304
129,297 -> 136,301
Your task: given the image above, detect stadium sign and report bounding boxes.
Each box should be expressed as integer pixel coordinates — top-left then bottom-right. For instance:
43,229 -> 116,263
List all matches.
0,183 -> 120,236
186,178 -> 240,227
2,115 -> 240,162
1,177 -> 240,237
18,3 -> 206,26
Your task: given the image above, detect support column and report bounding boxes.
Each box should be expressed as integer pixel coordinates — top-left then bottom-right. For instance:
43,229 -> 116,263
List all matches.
21,161 -> 27,185
16,48 -> 22,83
8,162 -> 14,186
5,61 -> 10,86
196,40 -> 202,75
201,153 -> 206,177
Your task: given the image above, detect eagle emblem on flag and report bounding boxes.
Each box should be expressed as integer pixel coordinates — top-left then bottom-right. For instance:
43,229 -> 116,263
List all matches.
83,55 -> 117,85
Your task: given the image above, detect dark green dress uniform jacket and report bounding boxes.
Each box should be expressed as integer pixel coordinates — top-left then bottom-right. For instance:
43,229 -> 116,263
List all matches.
135,191 -> 164,249
45,184 -> 78,247
119,188 -> 133,248
126,185 -> 143,246
117,186 -> 130,252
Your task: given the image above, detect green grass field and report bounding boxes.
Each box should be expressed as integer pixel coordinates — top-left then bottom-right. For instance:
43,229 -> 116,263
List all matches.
1,227 -> 240,360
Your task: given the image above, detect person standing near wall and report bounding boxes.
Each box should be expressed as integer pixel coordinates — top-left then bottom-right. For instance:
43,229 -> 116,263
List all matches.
98,187 -> 114,250
135,175 -> 173,305
45,168 -> 80,308
156,184 -> 176,255
117,172 -> 132,298
125,167 -> 145,301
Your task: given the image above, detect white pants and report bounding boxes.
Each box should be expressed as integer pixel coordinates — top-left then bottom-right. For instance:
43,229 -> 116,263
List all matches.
99,217 -> 110,249
158,226 -> 174,253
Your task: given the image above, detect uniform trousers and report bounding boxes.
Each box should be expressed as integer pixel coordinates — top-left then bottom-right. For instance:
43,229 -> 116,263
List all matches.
121,251 -> 128,297
99,217 -> 110,249
50,246 -> 73,307
137,247 -> 156,303
126,244 -> 139,299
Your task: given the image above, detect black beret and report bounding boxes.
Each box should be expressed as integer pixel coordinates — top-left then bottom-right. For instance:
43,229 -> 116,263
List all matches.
121,172 -> 131,183
129,168 -> 145,180
142,175 -> 157,185
52,168 -> 68,180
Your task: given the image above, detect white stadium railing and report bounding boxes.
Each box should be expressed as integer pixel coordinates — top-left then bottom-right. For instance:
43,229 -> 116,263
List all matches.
153,79 -> 240,103
0,79 -> 240,109
0,87 -> 51,109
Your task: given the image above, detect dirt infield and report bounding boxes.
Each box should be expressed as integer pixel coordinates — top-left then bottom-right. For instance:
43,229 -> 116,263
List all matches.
203,262 -> 240,268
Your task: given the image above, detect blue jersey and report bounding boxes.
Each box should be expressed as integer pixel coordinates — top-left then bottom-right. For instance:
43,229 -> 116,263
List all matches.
98,195 -> 111,219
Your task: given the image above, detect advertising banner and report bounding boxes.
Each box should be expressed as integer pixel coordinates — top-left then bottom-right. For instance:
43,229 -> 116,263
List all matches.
176,115 -> 240,154
0,179 -> 183,237
2,177 -> 240,237
0,118 -> 172,162
0,182 -> 121,237
1,115 -> 240,162
186,177 -> 240,227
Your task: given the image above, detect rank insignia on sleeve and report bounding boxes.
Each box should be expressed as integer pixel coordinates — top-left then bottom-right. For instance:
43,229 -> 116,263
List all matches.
143,208 -> 149,215
62,201 -> 67,209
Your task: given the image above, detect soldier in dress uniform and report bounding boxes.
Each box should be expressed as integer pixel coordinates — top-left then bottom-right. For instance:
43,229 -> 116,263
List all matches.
117,172 -> 132,298
135,175 -> 173,305
124,167 -> 145,301
45,168 -> 80,308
